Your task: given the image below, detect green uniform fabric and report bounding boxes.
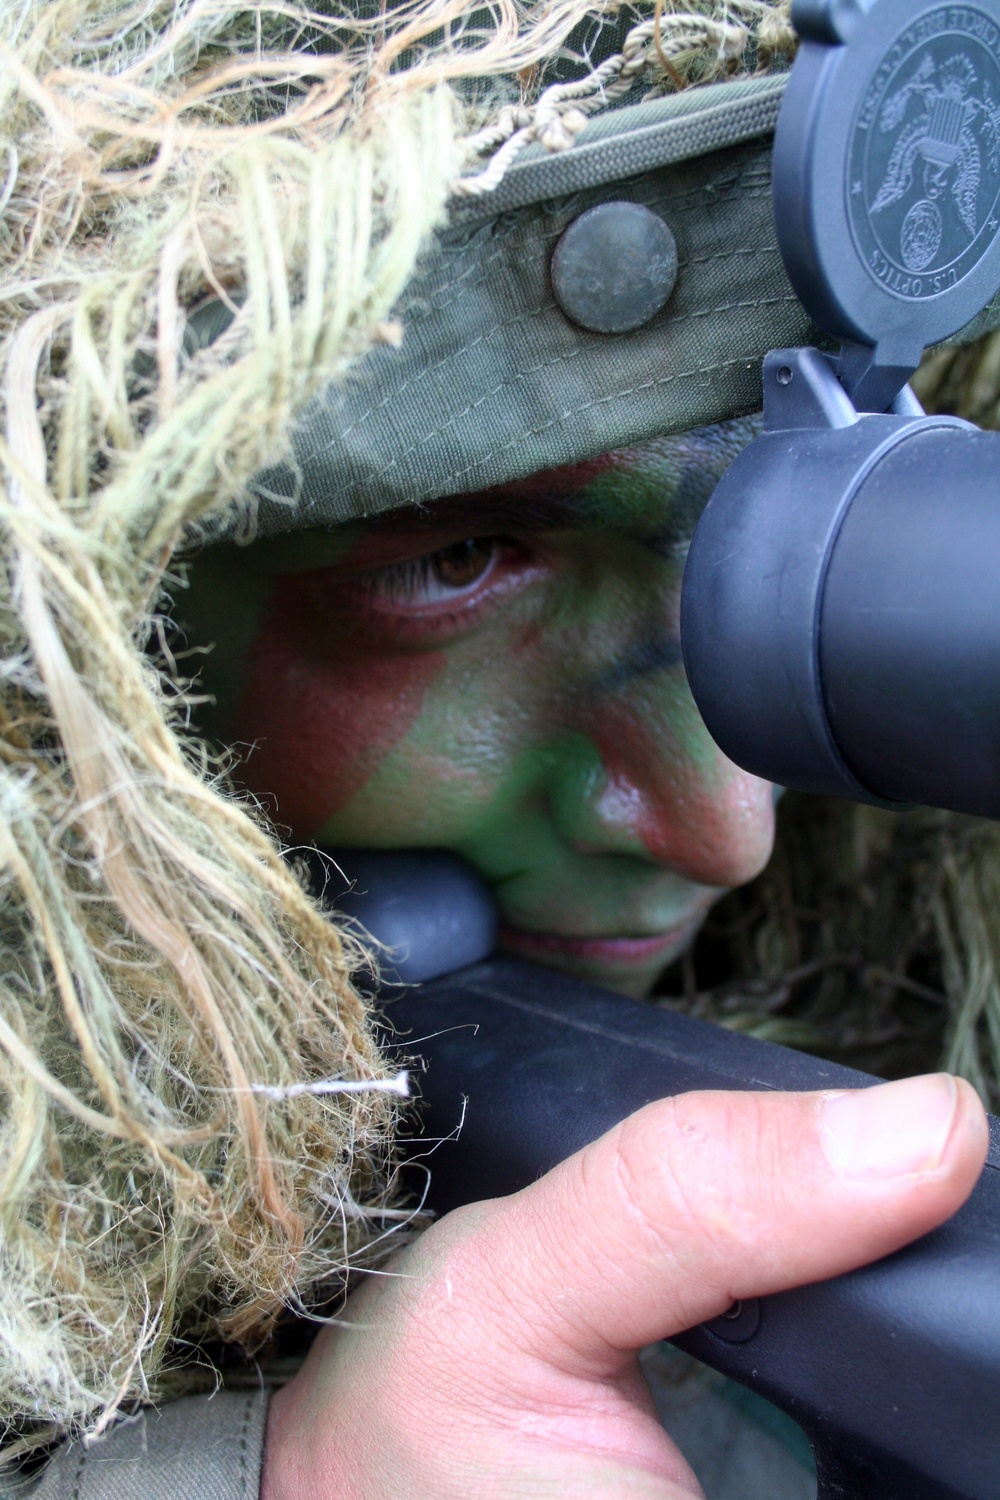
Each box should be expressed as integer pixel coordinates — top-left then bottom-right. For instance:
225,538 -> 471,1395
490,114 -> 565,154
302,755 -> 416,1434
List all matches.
5,1370 -> 817,1500
1,1393 -> 269,1500
242,73 -> 1000,538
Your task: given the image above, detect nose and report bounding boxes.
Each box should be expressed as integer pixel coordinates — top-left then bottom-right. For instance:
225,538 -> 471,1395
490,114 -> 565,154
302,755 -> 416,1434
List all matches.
549,694 -> 776,890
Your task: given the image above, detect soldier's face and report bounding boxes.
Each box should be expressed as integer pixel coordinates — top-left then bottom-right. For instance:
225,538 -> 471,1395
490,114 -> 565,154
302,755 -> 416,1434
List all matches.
184,419 -> 775,997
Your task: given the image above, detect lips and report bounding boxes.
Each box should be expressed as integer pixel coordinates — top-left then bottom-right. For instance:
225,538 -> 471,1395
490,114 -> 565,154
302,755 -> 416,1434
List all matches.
498,919 -> 701,968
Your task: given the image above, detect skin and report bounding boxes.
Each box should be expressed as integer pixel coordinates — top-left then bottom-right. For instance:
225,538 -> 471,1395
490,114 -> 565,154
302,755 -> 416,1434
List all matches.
183,418 -> 774,996
261,1074 -> 989,1498
181,423 -> 991,1496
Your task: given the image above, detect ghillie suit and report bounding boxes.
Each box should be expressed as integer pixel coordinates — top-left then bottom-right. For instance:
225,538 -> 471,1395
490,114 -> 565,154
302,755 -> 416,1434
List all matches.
0,0 -> 803,1460
7,0 -> 1000,1482
674,339 -> 1000,1116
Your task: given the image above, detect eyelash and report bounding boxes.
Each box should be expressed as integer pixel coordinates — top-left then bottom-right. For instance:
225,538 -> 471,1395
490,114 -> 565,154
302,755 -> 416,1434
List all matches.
356,538 -> 510,611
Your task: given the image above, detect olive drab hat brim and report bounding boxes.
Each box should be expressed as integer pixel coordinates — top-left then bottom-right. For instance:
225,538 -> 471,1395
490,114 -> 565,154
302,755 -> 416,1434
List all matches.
240,72 -> 1000,538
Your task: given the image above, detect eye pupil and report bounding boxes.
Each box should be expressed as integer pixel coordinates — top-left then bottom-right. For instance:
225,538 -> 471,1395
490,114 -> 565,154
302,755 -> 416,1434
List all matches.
433,539 -> 494,589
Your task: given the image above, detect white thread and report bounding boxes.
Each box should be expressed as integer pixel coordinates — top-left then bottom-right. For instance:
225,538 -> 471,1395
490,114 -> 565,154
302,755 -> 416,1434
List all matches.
249,1071 -> 411,1101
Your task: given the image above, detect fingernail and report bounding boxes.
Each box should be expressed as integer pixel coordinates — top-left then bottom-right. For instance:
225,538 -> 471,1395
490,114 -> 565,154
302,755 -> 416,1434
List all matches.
821,1074 -> 959,1180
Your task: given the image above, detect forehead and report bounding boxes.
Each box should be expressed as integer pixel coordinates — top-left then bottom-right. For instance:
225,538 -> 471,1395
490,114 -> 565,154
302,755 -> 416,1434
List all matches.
253,418 -> 757,573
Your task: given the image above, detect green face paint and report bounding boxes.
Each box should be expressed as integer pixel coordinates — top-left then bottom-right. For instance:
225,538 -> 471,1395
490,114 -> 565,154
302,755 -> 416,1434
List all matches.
182,418 -> 775,998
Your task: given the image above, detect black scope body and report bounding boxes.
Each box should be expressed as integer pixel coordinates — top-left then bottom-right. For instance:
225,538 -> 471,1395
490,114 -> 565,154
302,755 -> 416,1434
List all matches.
680,349 -> 1000,820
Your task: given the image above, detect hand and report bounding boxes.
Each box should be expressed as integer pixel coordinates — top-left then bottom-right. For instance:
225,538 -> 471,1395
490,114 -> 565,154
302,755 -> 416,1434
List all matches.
261,1075 -> 988,1499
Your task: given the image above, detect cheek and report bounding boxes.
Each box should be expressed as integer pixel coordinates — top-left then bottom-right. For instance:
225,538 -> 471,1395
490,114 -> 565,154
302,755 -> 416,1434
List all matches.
231,601 -> 444,838
590,696 -> 775,887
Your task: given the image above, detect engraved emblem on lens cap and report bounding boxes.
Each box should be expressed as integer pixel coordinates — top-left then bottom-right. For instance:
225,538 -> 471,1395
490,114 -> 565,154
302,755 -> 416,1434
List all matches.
849,11 -> 1000,300
775,0 -> 1000,406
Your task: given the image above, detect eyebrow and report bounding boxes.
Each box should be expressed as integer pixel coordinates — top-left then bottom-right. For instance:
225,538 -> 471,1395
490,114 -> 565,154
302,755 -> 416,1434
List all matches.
636,466 -> 725,556
370,492 -> 585,537
390,439 -> 734,549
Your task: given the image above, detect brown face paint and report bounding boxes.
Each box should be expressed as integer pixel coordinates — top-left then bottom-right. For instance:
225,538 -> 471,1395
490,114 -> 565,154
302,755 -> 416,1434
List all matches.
230,569 -> 446,834
186,419 -> 774,998
589,700 -> 775,888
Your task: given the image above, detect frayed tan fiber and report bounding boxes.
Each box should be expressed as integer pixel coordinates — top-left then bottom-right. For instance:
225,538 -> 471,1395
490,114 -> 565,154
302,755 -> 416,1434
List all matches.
0,0 -> 792,1452
674,798 -> 1000,1114
457,0 -> 796,194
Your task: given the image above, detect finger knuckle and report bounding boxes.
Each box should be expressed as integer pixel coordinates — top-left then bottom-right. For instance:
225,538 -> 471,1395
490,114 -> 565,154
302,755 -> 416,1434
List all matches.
614,1093 -> 773,1256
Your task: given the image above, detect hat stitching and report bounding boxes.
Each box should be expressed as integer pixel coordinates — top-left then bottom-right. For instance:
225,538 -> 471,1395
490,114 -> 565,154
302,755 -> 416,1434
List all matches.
395,148 -> 774,326
333,296 -> 800,500
399,349 -> 780,503
303,159 -> 779,465
307,260 -> 795,487
684,246 -> 783,269
360,151 -> 774,430
322,291 -> 562,448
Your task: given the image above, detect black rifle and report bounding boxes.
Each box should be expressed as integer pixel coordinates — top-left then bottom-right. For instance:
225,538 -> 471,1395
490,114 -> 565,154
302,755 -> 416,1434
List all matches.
323,5 -> 1000,1495
381,955 -> 1000,1500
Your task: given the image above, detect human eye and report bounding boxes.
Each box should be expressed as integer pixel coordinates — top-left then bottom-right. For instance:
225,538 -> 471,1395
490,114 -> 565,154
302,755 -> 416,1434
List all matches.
354,537 -> 523,613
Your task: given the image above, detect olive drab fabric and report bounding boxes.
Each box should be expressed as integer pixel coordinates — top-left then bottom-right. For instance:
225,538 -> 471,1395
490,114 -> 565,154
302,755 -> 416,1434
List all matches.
2,1393 -> 269,1500
240,73 -> 1000,538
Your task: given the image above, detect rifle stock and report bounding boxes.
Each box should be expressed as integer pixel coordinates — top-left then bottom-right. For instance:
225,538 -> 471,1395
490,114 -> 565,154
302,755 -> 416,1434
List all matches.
382,955 -> 1000,1500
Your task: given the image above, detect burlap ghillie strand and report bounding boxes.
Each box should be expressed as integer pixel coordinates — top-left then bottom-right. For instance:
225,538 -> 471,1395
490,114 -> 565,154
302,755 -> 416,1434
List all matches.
0,0 -> 796,1458
665,797 -> 1000,1114
914,330 -> 1000,429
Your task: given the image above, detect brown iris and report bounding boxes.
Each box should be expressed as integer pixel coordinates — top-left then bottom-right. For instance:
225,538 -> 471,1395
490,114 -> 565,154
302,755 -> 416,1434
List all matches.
357,536 -> 502,607
431,538 -> 496,589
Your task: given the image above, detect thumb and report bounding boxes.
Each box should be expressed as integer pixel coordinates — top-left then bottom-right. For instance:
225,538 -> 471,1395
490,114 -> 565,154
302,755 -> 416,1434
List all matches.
259,1078 -> 988,1500
471,1074 -> 988,1373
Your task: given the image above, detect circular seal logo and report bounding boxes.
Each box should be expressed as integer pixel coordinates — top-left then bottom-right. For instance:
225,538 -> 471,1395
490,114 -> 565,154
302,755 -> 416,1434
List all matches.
848,7 -> 1000,301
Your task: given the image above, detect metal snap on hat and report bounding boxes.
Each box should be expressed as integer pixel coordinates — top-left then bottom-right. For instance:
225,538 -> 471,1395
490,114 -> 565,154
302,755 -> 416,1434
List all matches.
551,201 -> 678,333
209,71 -> 1000,540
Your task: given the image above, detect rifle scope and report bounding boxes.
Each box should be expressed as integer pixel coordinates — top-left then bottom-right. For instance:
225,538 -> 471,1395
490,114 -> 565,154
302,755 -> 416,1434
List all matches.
681,350 -> 1000,817
681,0 -> 1000,820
